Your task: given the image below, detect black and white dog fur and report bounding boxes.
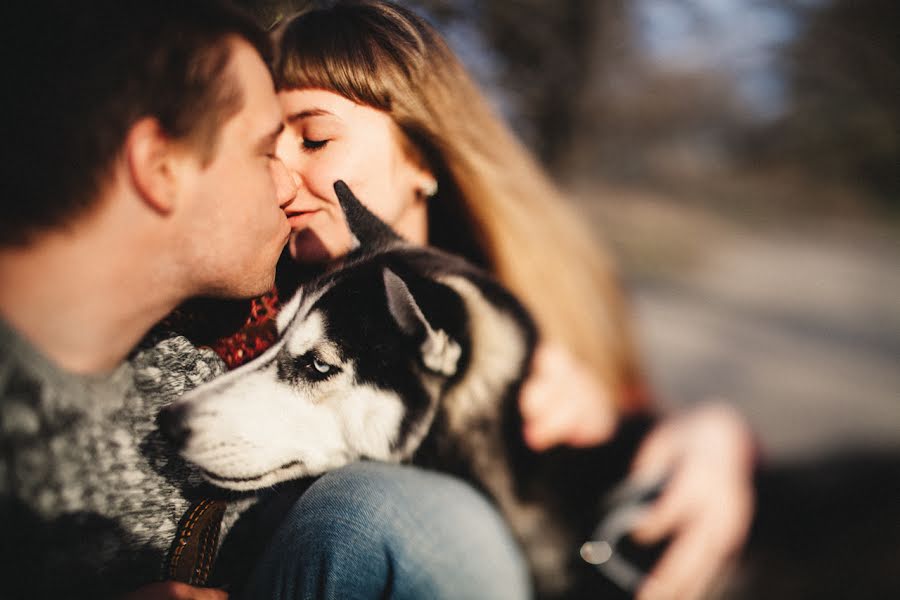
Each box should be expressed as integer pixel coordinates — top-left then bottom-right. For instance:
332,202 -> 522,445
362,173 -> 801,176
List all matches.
161,181 -> 649,599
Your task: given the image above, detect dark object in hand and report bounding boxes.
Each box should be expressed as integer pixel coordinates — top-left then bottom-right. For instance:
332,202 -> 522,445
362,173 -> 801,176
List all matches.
581,476 -> 671,595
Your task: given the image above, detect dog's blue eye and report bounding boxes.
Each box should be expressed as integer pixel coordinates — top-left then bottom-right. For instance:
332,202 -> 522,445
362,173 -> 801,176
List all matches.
292,352 -> 340,381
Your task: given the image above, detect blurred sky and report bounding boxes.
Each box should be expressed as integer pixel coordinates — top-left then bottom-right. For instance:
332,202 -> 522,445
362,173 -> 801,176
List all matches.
435,0 -> 807,122
634,0 -> 799,119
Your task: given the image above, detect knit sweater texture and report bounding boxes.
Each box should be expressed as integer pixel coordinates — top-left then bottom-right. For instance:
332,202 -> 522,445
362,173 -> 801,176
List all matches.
0,320 -> 237,598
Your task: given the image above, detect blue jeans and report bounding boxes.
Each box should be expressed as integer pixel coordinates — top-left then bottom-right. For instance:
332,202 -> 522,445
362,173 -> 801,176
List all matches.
239,462 -> 531,600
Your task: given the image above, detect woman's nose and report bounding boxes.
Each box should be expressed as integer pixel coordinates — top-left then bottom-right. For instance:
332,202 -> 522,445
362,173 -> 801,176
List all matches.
269,157 -> 298,209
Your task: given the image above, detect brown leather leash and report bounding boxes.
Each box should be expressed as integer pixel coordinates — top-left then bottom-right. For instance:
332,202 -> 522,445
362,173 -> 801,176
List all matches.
166,498 -> 227,585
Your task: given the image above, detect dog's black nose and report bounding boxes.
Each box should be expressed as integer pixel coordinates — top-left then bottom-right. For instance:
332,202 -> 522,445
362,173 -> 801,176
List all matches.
157,404 -> 192,450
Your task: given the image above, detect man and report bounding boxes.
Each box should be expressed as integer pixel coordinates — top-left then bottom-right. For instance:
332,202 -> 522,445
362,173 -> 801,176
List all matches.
1,1 -> 537,597
1,0 -> 295,596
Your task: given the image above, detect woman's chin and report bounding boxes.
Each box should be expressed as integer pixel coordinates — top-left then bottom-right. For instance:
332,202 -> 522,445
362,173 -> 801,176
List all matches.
288,229 -> 349,265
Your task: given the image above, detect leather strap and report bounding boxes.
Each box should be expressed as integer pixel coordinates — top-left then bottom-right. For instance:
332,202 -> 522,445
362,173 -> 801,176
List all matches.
167,498 -> 227,585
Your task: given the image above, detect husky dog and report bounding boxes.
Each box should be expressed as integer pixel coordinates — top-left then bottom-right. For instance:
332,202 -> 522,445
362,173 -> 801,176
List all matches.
160,181 -> 648,599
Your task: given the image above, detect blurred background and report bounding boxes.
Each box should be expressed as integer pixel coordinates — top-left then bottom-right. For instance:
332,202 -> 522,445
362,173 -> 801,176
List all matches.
242,0 -> 899,595
244,0 -> 899,459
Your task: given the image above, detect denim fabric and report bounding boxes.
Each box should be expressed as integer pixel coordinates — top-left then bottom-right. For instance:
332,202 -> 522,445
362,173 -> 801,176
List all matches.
239,461 -> 531,600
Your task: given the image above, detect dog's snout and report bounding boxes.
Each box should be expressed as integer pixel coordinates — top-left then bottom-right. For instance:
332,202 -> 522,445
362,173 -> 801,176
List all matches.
157,404 -> 192,450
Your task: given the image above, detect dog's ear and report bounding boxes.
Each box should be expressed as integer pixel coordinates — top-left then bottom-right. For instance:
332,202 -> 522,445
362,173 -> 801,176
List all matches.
383,268 -> 461,377
334,180 -> 403,251
383,268 -> 427,338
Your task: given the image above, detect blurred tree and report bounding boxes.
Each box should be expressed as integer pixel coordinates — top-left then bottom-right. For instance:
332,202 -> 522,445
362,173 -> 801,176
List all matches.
404,0 -> 613,174
759,0 -> 900,206
476,0 -> 605,171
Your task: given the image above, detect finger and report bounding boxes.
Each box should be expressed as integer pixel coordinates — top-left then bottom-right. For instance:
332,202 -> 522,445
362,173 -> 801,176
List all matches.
567,381 -> 616,447
708,483 -> 754,562
523,401 -> 614,450
518,377 -> 553,420
564,416 -> 615,447
521,341 -> 619,449
523,397 -> 579,451
630,423 -> 680,485
630,475 -> 689,544
531,342 -> 567,373
638,524 -> 720,600
653,502 -> 748,600
523,407 -> 573,452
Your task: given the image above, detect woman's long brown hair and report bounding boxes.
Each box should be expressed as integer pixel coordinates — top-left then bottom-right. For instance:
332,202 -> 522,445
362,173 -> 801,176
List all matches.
273,0 -> 647,410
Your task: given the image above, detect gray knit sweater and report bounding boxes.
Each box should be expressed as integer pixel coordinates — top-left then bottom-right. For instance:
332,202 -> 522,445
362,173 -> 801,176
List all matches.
0,319 -> 238,599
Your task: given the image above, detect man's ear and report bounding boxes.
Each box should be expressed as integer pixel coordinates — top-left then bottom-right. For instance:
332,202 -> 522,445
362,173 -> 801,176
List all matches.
125,117 -> 182,215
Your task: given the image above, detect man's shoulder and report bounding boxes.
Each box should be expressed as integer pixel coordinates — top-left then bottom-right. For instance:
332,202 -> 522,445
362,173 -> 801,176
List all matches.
0,318 -> 45,398
131,331 -> 227,400
0,328 -> 219,595
0,319 -> 71,448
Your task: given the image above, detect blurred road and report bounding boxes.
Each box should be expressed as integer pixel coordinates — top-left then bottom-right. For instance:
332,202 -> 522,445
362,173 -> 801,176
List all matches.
579,186 -> 900,460
577,186 -> 900,596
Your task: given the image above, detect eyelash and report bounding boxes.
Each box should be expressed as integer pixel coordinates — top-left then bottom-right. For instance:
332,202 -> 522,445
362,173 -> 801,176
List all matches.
302,139 -> 328,152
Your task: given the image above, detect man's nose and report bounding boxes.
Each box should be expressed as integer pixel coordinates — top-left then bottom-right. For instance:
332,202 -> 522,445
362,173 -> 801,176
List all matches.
270,157 -> 298,209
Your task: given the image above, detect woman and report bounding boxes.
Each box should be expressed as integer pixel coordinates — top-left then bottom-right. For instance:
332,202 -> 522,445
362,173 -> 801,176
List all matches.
257,2 -> 756,599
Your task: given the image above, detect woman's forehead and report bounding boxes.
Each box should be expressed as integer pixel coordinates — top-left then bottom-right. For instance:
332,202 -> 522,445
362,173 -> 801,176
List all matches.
280,88 -> 398,132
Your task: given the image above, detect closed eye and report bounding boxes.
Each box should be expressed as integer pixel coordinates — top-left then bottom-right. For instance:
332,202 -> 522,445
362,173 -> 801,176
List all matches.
302,139 -> 328,152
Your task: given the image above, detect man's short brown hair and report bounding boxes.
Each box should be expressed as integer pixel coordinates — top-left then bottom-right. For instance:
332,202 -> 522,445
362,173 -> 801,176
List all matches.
4,0 -> 271,246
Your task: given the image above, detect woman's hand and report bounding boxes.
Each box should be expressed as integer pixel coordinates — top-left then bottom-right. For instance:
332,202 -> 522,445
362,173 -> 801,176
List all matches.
630,403 -> 756,600
519,342 -> 618,451
120,582 -> 228,600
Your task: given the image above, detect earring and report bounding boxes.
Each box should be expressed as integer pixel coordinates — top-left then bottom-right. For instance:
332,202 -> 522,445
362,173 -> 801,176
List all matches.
421,179 -> 438,198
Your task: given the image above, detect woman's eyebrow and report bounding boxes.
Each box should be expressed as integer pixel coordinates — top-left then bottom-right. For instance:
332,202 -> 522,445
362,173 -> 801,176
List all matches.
286,108 -> 334,124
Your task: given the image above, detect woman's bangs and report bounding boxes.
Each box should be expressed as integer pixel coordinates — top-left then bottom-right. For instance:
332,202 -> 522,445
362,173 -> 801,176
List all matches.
275,21 -> 390,110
